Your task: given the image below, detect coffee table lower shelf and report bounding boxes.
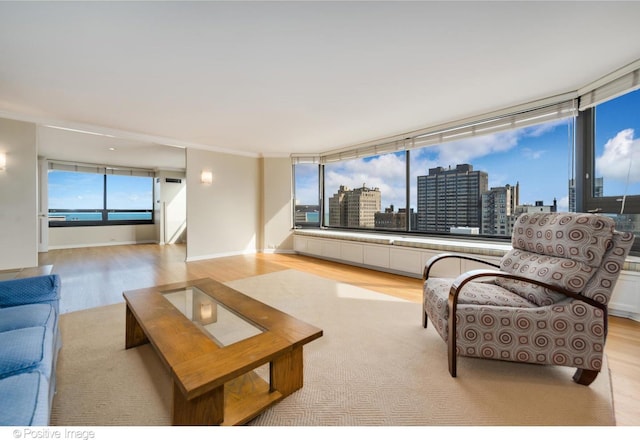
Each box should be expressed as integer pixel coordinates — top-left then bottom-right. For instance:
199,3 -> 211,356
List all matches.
172,369 -> 283,426
169,345 -> 302,426
222,371 -> 283,426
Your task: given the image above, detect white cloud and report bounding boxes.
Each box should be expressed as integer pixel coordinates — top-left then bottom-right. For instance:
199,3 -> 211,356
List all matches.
326,153 -> 405,189
522,148 -> 545,160
556,196 -> 569,212
432,131 -> 519,166
596,128 -> 640,183
525,118 -> 570,137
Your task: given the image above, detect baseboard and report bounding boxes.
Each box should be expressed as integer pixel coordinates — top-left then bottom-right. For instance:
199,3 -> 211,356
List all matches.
609,308 -> 640,322
185,249 -> 257,262
46,240 -> 158,250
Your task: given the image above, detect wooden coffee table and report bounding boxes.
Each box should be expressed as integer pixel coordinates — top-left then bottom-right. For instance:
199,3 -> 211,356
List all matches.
123,277 -> 323,425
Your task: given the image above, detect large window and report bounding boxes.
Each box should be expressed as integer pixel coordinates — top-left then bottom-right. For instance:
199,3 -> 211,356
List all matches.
293,70 -> 640,255
324,152 -> 407,230
48,166 -> 154,226
409,119 -> 573,236
293,162 -> 320,228
580,87 -> 640,246
593,89 -> 640,198
294,101 -> 576,239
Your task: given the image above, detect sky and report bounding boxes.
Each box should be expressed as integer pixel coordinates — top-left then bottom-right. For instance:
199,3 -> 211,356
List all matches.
48,173 -> 153,210
296,88 -> 640,214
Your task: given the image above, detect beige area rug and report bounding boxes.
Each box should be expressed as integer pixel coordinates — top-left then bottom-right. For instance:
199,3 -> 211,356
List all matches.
50,269 -> 615,426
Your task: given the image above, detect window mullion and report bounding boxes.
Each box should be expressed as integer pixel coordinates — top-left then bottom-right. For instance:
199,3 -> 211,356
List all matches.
102,174 -> 108,222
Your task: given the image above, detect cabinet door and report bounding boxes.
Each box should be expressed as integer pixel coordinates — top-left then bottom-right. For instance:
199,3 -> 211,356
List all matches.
461,256 -> 501,272
293,236 -> 307,253
341,242 -> 363,264
421,251 -> 462,278
389,248 -> 422,276
307,238 -> 323,255
322,239 -> 341,259
364,245 -> 390,268
609,272 -> 640,319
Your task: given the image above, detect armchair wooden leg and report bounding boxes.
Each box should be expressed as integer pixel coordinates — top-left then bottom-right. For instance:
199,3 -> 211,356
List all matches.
447,294 -> 458,378
447,315 -> 457,378
573,368 -> 599,386
423,311 -> 428,328
448,338 -> 457,377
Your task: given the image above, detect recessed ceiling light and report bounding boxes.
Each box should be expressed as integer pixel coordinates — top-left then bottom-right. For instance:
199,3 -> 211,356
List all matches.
108,147 -> 116,151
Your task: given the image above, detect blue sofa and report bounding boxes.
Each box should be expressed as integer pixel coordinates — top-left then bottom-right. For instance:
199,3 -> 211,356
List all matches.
0,275 -> 62,426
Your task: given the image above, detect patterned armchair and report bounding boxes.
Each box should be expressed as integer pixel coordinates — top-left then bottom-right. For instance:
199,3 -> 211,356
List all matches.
423,212 -> 634,385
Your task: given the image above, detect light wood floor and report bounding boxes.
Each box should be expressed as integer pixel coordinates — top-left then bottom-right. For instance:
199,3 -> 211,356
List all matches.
39,244 -> 640,426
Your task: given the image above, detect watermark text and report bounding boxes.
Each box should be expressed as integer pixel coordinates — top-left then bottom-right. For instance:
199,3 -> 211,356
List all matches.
11,428 -> 96,440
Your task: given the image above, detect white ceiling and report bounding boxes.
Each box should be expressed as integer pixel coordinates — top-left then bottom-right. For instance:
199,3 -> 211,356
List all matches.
2,1 -> 640,169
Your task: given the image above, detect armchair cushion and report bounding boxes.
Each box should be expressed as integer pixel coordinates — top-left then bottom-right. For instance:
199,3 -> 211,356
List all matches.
497,250 -> 595,306
455,301 -> 607,369
495,213 -> 616,306
424,278 -> 537,341
510,213 -> 615,266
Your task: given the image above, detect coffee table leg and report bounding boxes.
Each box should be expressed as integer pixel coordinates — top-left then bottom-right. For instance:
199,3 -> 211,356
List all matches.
173,383 -> 224,425
125,304 -> 149,349
270,346 -> 303,397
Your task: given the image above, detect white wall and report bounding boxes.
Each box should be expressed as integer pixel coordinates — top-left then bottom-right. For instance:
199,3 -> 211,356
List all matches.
185,148 -> 260,261
0,118 -> 38,270
262,157 -> 294,252
155,170 -> 187,245
47,224 -> 157,249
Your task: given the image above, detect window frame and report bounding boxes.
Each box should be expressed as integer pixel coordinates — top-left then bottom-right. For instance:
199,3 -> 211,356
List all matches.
578,108 -> 640,214
292,161 -> 322,228
293,92 -> 639,256
48,170 -> 155,228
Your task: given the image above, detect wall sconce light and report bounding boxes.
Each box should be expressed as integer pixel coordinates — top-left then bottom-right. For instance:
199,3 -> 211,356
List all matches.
0,152 -> 6,171
200,170 -> 213,185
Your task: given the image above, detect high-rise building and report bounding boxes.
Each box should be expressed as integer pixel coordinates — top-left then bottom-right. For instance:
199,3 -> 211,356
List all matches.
374,205 -> 415,230
417,164 -> 488,232
294,204 -> 320,226
508,199 -> 558,233
328,185 -> 381,228
481,183 -> 519,236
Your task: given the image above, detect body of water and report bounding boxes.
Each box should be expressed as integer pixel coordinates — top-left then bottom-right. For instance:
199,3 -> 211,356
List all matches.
49,212 -> 152,221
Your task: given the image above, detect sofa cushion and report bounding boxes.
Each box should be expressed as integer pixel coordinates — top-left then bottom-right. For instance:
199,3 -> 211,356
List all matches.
0,304 -> 56,333
0,275 -> 61,313
0,326 -> 54,379
0,372 -> 50,426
